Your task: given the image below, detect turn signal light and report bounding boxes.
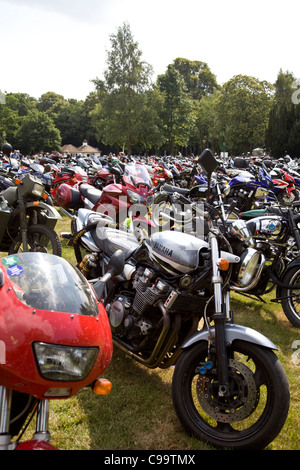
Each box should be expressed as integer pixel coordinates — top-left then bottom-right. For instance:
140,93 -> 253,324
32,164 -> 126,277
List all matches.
217,258 -> 230,271
15,178 -> 21,185
93,378 -> 112,395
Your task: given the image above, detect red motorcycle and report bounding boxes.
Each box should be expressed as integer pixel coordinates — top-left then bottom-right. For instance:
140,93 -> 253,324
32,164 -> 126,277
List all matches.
89,166 -> 114,190
270,167 -> 299,205
50,165 -> 89,202
0,252 -> 113,450
56,162 -> 156,241
148,164 -> 173,187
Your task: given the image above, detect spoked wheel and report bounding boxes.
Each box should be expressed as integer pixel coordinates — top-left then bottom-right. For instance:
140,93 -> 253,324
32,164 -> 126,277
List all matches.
172,340 -> 290,449
8,224 -> 62,257
280,265 -> 300,327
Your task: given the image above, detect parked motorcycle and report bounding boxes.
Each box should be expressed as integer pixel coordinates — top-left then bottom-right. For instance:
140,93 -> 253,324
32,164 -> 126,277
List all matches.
56,162 -> 155,243
0,252 -> 112,449
239,203 -> 300,327
269,166 -> 299,205
222,162 -> 276,212
89,167 -> 114,190
50,164 -> 89,202
0,144 -> 62,256
62,149 -> 290,449
152,173 -> 238,235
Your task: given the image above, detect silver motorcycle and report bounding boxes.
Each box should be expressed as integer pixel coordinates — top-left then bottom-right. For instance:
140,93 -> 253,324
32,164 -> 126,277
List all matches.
62,149 -> 290,449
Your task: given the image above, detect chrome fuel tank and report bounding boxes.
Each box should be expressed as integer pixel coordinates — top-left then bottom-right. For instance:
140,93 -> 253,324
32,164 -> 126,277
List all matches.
145,231 -> 209,275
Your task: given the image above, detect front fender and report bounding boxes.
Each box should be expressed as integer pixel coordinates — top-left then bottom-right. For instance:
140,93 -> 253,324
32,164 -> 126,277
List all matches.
182,323 -> 278,350
26,201 -> 62,220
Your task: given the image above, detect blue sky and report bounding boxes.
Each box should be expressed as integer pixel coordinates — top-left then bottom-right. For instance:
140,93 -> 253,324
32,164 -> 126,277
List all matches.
0,0 -> 299,100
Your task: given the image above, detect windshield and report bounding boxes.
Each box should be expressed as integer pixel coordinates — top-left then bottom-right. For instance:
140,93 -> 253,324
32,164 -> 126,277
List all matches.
124,163 -> 152,188
1,253 -> 99,316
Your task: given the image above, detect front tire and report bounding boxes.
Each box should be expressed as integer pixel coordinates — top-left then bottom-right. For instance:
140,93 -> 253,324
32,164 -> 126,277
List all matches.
8,224 -> 62,256
280,265 -> 300,327
172,340 -> 290,449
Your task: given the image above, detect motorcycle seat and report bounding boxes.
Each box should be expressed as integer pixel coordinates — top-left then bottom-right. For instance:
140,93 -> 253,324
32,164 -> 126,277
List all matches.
80,183 -> 102,205
163,184 -> 190,195
92,225 -> 140,259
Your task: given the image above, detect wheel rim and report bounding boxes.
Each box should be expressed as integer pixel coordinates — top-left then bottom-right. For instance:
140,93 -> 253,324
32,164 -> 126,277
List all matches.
182,343 -> 275,439
286,271 -> 300,322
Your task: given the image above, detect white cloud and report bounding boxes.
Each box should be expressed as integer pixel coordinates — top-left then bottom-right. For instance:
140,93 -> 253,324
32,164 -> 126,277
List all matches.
0,0 -> 299,100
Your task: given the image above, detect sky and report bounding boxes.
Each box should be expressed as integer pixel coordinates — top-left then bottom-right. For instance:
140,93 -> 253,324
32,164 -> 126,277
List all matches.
0,0 -> 299,101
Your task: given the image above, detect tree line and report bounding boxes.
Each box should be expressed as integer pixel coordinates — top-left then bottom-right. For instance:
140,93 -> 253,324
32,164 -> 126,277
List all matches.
1,23 -> 300,158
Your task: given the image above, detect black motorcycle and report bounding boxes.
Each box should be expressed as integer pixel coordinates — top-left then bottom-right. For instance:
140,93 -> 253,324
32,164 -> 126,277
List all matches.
62,149 -> 290,450
0,143 -> 62,255
237,203 -> 300,327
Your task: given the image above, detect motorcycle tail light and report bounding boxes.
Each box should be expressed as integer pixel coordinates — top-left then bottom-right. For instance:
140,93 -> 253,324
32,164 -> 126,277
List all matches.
33,342 -> 99,382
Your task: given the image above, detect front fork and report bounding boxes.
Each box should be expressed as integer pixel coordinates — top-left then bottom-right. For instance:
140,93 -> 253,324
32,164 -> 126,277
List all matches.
209,231 -> 231,397
18,200 -> 28,252
0,386 -> 51,450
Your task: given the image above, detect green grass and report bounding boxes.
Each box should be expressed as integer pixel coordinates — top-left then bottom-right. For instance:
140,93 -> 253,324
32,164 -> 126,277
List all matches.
22,217 -> 300,450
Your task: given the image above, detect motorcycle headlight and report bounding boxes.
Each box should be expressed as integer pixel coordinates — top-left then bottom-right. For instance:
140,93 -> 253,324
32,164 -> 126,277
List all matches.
223,184 -> 230,196
127,190 -> 143,204
33,342 -> 99,382
234,248 -> 265,288
230,220 -> 254,245
32,182 -> 45,197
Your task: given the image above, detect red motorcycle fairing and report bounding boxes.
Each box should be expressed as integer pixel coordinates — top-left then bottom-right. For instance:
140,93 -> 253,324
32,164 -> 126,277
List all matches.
0,253 -> 113,400
15,440 -> 59,450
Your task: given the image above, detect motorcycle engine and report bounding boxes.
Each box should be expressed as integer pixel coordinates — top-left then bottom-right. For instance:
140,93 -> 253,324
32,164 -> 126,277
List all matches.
107,267 -> 170,340
107,264 -> 212,345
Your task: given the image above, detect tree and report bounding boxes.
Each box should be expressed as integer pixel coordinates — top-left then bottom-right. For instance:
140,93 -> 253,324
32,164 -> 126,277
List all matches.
192,91 -> 220,154
216,75 -> 273,155
173,58 -> 219,100
0,93 -> 37,146
265,70 -> 299,157
91,22 -> 161,155
16,109 -> 61,154
157,64 -> 195,155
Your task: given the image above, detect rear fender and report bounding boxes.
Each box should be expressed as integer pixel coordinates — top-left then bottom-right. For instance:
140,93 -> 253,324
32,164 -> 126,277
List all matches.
181,323 -> 278,350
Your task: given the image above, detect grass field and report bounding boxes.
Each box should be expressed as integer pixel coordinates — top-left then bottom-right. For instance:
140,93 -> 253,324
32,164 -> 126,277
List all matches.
21,217 -> 300,450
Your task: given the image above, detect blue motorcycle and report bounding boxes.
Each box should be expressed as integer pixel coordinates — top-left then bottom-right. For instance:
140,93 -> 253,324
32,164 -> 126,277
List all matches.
222,163 -> 276,211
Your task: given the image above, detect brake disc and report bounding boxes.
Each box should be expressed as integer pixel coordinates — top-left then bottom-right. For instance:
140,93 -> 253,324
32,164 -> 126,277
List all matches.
196,359 -> 259,423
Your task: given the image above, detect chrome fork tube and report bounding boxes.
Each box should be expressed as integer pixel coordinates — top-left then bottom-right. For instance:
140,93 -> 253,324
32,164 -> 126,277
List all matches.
33,400 -> 51,442
0,386 -> 13,450
209,231 -> 230,397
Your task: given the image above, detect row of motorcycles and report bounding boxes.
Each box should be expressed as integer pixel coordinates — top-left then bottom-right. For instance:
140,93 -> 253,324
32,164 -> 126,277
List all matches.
0,143 -> 296,450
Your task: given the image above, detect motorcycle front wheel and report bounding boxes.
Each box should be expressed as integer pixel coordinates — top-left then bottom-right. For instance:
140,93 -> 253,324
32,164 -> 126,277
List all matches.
8,224 -> 62,257
172,340 -> 290,449
280,265 -> 300,327
277,189 -> 299,205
